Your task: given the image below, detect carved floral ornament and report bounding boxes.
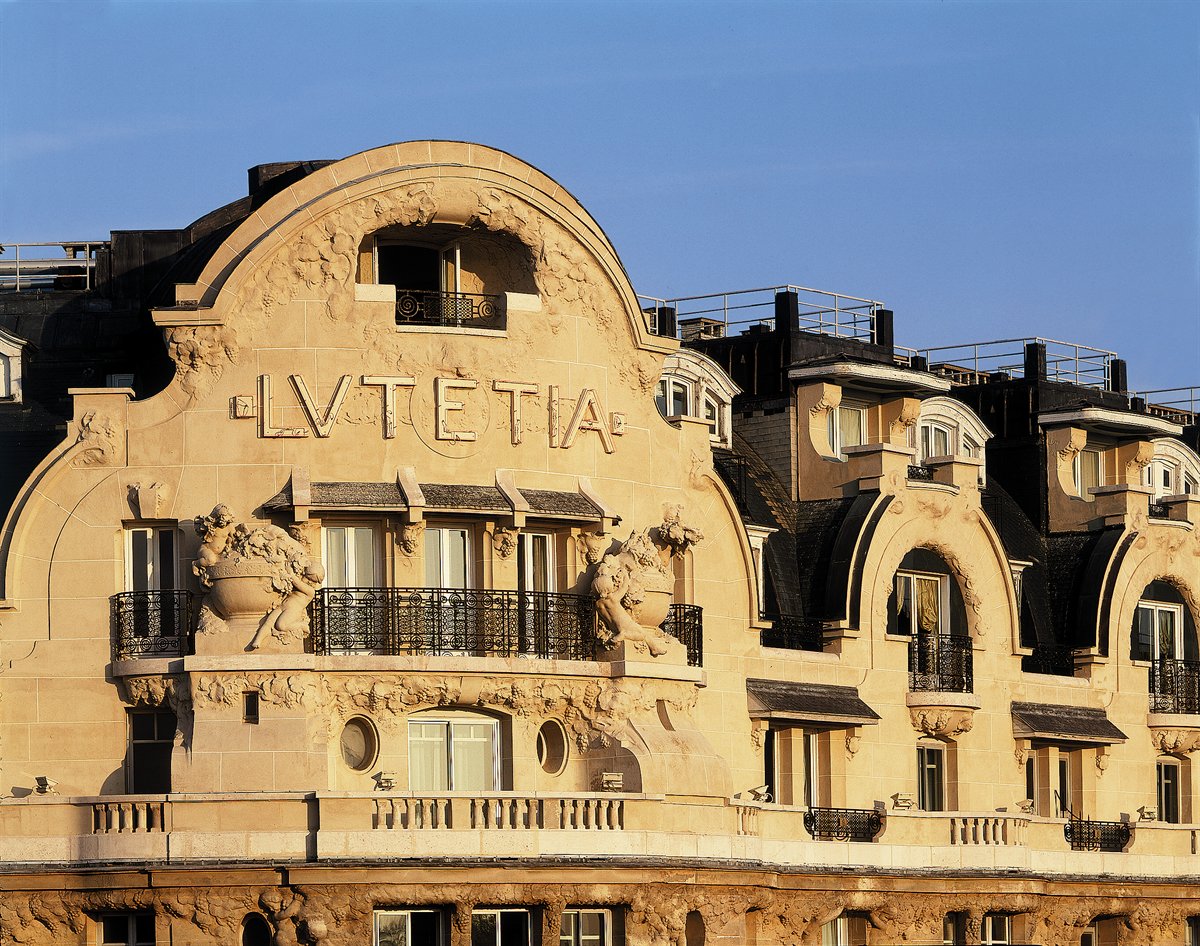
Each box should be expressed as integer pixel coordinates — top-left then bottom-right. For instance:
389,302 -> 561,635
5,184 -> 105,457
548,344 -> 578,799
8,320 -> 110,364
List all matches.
1149,726 -> 1200,755
909,706 -> 974,739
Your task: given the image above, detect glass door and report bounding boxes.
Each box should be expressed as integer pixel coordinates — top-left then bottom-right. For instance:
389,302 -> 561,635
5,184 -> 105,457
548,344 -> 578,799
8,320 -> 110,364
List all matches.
424,527 -> 471,652
518,532 -> 555,655
322,525 -> 383,652
125,527 -> 177,641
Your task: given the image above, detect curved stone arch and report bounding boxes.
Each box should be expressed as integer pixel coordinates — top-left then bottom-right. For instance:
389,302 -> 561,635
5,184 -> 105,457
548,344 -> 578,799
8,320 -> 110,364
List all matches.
856,494 -> 1020,658
1101,529 -> 1200,667
165,142 -> 665,351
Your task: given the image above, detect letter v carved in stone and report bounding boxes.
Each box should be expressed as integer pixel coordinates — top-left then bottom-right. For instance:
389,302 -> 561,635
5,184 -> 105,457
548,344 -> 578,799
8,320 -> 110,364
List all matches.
290,374 -> 353,438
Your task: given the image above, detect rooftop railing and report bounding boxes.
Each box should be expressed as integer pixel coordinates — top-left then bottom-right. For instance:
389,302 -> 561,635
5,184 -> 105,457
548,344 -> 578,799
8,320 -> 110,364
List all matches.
637,284 -> 886,343
1132,387 -> 1199,427
0,242 -> 107,292
914,337 -> 1118,390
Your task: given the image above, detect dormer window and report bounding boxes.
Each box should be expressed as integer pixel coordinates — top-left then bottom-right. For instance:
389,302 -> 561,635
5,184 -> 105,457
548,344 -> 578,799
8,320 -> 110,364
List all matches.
0,352 -> 10,399
655,349 -> 740,450
911,396 -> 992,480
0,327 -> 26,403
917,420 -> 952,461
1143,438 -> 1200,500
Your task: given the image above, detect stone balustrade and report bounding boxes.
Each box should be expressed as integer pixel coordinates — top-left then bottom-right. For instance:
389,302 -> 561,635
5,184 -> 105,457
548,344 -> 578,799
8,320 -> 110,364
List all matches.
0,794 -> 1197,879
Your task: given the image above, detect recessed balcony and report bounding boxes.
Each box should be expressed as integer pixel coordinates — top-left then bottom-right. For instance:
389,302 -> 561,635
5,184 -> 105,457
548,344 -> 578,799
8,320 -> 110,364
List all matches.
110,590 -> 194,661
309,588 -> 703,667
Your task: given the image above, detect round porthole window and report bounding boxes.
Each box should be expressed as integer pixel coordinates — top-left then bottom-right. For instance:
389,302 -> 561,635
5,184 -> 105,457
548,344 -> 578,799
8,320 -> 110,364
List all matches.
537,720 -> 568,775
340,716 -> 378,772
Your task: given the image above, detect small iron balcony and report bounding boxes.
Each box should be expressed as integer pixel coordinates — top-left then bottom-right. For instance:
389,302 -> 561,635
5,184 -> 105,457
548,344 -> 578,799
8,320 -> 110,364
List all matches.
908,633 -> 973,693
395,290 -> 504,329
1149,657 -> 1200,714
803,806 -> 883,842
663,603 -> 703,667
111,590 -> 194,660
1064,817 -> 1131,852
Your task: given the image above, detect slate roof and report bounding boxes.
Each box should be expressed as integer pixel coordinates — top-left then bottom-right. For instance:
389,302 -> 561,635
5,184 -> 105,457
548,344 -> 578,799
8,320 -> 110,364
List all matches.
746,678 -> 881,726
1010,701 -> 1127,744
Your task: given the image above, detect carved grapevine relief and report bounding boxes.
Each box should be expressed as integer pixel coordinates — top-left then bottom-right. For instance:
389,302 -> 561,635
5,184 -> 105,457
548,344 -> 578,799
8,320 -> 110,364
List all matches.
72,411 -> 118,466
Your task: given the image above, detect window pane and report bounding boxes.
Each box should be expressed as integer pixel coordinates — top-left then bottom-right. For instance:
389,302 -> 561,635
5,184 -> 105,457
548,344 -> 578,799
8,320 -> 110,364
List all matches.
895,575 -> 914,635
560,912 -> 578,946
409,721 -> 449,791
499,911 -> 530,946
102,916 -> 128,945
654,381 -> 668,416
1134,606 -> 1155,660
452,721 -> 497,792
134,914 -> 156,945
326,528 -> 349,586
353,527 -> 378,585
840,407 -> 864,449
471,913 -> 498,946
1158,761 -> 1180,823
1157,608 -> 1178,659
130,530 -> 150,592
670,381 -> 688,417
156,531 -> 175,590
375,913 -> 408,946
916,577 -> 941,634
424,529 -> 442,587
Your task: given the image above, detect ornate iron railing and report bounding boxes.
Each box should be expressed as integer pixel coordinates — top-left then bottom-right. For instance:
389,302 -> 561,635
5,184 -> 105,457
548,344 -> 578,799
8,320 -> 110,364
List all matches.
1064,818 -> 1130,852
907,464 -> 935,482
111,590 -> 193,660
760,614 -> 823,652
311,587 -> 599,659
663,603 -> 703,667
1150,657 -> 1200,714
395,290 -> 503,329
908,633 -> 973,693
1022,644 -> 1076,677
1148,502 -> 1170,520
803,806 -> 883,842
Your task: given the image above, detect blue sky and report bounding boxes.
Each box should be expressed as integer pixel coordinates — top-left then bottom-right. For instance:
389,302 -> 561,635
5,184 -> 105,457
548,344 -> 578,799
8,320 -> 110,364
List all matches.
1,0 -> 1197,390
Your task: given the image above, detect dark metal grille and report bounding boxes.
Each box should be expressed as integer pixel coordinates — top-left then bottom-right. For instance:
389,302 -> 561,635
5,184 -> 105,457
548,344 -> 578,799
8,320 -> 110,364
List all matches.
1064,818 -> 1130,852
1148,502 -> 1170,520
395,290 -> 503,329
908,633 -> 973,693
760,614 -> 823,652
803,806 -> 883,842
663,603 -> 703,667
907,464 -> 935,482
311,587 -> 598,659
111,590 -> 193,660
1150,657 -> 1200,714
1022,644 -> 1076,676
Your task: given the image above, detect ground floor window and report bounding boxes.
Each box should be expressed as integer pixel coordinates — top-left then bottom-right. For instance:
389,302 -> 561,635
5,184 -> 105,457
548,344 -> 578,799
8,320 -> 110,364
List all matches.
100,914 -> 155,946
374,909 -> 446,946
943,912 -> 966,944
128,709 -> 176,794
560,909 -> 612,946
473,909 -> 531,946
822,912 -> 868,946
1158,757 -> 1182,823
981,913 -> 1011,945
1187,916 -> 1200,946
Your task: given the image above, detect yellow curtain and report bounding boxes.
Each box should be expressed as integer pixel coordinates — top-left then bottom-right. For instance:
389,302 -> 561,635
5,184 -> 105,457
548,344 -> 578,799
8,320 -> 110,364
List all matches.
917,578 -> 940,634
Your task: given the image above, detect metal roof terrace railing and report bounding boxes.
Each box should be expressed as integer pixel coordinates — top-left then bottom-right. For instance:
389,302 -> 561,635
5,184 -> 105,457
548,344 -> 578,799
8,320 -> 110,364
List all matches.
914,337 -> 1119,390
637,285 -> 887,344
0,242 -> 108,292
1131,387 -> 1199,427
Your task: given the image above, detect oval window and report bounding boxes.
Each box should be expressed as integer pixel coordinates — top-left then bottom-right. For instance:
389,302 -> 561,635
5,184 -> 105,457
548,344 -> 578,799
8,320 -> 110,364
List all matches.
537,720 -> 568,775
340,716 -> 378,771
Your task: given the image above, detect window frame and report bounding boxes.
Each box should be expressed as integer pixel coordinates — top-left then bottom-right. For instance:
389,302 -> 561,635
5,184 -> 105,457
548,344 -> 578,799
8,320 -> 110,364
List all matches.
127,708 -> 177,795
124,525 -> 178,593
321,521 -> 384,589
981,913 -> 1011,945
1134,599 -> 1184,662
917,741 -> 946,812
1157,757 -> 1181,824
374,237 -> 462,295
99,912 -> 156,946
408,711 -> 502,792
373,908 -> 448,946
1073,445 -> 1105,501
828,402 -> 867,461
471,908 -> 533,946
424,523 -> 473,590
559,908 -> 612,946
893,570 -> 949,637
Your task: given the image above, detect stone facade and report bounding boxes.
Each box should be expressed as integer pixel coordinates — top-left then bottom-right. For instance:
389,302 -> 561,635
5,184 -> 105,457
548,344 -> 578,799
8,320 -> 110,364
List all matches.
0,142 -> 1197,945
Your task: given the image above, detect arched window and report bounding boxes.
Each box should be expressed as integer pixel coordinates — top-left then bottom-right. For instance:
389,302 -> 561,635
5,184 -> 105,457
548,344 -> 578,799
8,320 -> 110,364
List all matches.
655,349 -> 740,449
0,328 -> 25,403
1144,438 -> 1200,499
912,396 -> 992,481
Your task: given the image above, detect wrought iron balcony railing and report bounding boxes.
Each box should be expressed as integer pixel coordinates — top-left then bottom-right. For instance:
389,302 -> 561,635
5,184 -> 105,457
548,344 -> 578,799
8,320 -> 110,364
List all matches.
1021,644 -> 1076,677
662,603 -> 703,667
1149,657 -> 1200,714
395,290 -> 504,329
760,614 -> 824,652
803,806 -> 883,842
1064,818 -> 1131,852
311,587 -> 598,659
907,463 -> 935,482
111,590 -> 194,660
908,633 -> 973,693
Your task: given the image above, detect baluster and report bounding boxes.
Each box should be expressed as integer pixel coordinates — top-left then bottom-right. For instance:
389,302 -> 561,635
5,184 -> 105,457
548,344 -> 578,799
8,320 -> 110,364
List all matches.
118,803 -> 132,833
590,798 -> 600,829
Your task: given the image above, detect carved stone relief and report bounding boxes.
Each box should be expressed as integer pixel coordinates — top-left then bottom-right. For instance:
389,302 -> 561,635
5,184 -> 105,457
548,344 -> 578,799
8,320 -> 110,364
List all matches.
71,411 -> 118,467
909,707 -> 975,739
165,324 -> 240,400
491,526 -> 518,559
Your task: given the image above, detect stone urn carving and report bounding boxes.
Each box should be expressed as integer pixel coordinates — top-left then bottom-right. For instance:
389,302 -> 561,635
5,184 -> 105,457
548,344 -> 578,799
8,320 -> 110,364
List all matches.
590,505 -> 703,662
193,505 -> 324,654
